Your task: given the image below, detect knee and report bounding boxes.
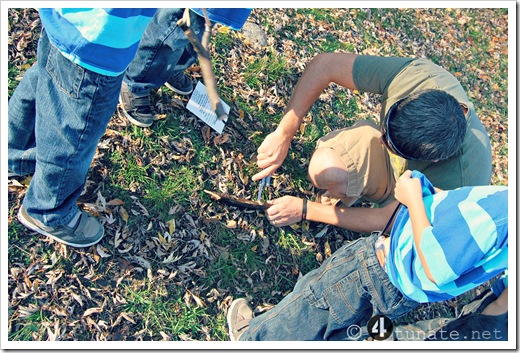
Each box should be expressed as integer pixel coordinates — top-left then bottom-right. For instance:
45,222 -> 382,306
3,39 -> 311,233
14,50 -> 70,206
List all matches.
308,147 -> 349,190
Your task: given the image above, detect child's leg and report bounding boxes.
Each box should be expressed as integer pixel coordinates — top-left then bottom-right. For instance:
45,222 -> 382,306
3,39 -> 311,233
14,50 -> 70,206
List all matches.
240,233 -> 417,341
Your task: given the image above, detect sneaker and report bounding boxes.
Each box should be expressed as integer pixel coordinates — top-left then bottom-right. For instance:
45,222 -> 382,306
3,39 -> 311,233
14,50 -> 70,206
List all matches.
119,82 -> 154,127
18,205 -> 104,248
164,71 -> 194,95
8,170 -> 24,178
227,298 -> 254,341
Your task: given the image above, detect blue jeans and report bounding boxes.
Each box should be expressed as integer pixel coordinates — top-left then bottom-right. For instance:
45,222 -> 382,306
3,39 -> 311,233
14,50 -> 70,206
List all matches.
123,8 -> 205,95
240,233 -> 418,341
8,29 -> 123,227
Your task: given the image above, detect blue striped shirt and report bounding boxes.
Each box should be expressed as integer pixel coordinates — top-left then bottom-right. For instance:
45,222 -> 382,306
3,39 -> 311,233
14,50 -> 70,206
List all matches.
39,8 -> 157,76
386,171 -> 508,303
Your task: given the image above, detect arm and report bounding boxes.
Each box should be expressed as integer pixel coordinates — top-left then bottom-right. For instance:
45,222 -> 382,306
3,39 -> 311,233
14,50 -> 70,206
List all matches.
253,53 -> 359,180
394,170 -> 436,283
265,196 -> 399,234
482,286 -> 508,316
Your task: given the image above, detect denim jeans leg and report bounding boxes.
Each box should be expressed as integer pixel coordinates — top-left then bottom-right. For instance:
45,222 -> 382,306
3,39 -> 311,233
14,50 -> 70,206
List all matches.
123,8 -> 205,95
240,237 -> 369,341
8,37 -> 40,175
15,30 -> 123,227
240,233 -> 418,341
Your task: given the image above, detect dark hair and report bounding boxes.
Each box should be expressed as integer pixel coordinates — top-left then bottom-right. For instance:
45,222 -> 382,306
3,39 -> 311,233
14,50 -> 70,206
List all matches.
388,89 -> 466,161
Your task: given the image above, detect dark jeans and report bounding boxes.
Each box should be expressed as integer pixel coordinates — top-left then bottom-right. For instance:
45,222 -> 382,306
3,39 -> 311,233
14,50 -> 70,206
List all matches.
123,8 -> 205,95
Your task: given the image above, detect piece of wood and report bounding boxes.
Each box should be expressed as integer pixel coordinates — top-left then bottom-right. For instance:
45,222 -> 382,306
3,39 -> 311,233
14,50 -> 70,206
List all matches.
204,190 -> 267,210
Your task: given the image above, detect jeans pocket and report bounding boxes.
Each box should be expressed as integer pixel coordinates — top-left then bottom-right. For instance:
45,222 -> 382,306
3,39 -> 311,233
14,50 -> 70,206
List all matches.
46,44 -> 85,99
307,270 -> 370,326
325,271 -> 372,325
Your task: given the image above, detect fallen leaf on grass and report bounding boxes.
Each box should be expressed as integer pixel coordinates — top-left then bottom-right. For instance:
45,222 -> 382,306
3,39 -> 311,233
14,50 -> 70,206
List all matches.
83,306 -> 103,317
96,244 -> 111,258
119,206 -> 129,222
106,198 -> 124,206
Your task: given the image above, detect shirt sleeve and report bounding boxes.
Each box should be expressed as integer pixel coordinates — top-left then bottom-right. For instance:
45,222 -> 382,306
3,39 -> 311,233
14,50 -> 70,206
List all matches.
352,55 -> 414,95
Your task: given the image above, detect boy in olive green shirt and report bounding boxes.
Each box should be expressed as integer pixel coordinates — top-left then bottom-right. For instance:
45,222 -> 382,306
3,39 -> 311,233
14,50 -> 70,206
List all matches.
254,53 -> 491,232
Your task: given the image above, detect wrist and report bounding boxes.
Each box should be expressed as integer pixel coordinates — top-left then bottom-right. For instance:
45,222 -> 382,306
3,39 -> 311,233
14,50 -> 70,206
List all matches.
301,198 -> 308,221
277,112 -> 301,138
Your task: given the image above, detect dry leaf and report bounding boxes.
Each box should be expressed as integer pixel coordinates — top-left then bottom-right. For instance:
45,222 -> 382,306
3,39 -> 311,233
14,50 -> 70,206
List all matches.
213,133 -> 230,146
201,125 -> 211,145
226,220 -> 237,229
324,241 -> 332,258
96,244 -> 111,258
217,26 -> 231,34
119,206 -> 129,222
106,198 -> 124,206
167,218 -> 176,234
83,306 -> 103,317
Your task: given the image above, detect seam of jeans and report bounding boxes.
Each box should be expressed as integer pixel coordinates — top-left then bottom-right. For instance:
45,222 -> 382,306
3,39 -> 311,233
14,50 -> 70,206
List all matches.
359,243 -> 392,314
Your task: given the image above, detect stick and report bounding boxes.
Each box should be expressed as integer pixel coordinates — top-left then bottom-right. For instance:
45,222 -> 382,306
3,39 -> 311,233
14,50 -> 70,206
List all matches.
178,9 -> 228,121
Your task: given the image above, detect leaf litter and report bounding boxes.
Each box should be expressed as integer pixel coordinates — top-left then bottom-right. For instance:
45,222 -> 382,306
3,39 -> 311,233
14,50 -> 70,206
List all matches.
7,8 -> 508,341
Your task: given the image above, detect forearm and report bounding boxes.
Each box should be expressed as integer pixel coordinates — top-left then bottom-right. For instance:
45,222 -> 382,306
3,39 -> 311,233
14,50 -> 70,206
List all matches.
278,53 -> 358,139
305,200 -> 399,233
482,287 -> 508,315
407,201 -> 435,283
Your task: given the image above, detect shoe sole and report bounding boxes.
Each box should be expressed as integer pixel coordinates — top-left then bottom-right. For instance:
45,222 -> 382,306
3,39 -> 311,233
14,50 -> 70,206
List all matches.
117,98 -> 153,128
227,298 -> 249,341
17,207 -> 104,248
164,81 -> 193,95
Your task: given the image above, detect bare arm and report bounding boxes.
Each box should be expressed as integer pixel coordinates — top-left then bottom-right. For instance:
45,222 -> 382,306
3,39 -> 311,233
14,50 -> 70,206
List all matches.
253,53 -> 359,180
394,170 -> 436,283
265,196 -> 399,234
482,286 -> 508,316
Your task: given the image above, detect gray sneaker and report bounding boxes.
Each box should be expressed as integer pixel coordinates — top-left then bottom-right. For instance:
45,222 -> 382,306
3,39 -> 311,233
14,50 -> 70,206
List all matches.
119,82 -> 155,127
164,71 -> 194,95
227,298 -> 254,341
18,205 -> 104,248
8,170 -> 21,178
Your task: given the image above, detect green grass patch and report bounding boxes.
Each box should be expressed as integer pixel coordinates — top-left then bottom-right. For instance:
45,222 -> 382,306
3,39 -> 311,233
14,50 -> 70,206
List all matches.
8,308 -> 49,341
121,280 -> 218,340
244,52 -> 290,90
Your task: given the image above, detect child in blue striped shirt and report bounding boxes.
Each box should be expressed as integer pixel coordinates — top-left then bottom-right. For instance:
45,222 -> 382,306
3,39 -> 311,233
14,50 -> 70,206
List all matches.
227,170 -> 508,341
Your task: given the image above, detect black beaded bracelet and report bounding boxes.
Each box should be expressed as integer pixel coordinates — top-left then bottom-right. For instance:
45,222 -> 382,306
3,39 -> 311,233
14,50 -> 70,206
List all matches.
302,198 -> 308,221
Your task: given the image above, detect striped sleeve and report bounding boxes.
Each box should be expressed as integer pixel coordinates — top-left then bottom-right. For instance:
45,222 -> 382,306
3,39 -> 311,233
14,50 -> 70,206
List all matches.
39,8 -> 157,76
420,187 -> 507,286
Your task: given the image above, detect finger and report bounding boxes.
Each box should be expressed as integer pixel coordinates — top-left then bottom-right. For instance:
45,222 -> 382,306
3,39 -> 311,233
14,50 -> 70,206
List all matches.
252,170 -> 268,181
263,201 -> 274,209
257,157 -> 279,170
252,166 -> 277,181
256,151 -> 273,161
266,205 -> 280,218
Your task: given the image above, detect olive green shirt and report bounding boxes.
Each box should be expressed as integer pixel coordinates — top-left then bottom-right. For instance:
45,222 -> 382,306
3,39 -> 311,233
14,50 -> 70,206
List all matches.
352,55 -> 492,190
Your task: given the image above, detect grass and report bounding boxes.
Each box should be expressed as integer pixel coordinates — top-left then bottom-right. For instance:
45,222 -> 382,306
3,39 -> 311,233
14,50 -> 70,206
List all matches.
119,280 -> 224,340
7,7 -> 509,342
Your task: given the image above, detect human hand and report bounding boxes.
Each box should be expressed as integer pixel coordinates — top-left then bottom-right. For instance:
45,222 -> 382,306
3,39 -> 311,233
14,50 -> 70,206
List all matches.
265,196 -> 304,227
394,170 -> 423,208
252,129 -> 292,181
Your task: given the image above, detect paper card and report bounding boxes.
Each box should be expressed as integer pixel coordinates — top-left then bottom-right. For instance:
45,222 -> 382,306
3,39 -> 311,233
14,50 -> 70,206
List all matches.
186,81 -> 230,134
